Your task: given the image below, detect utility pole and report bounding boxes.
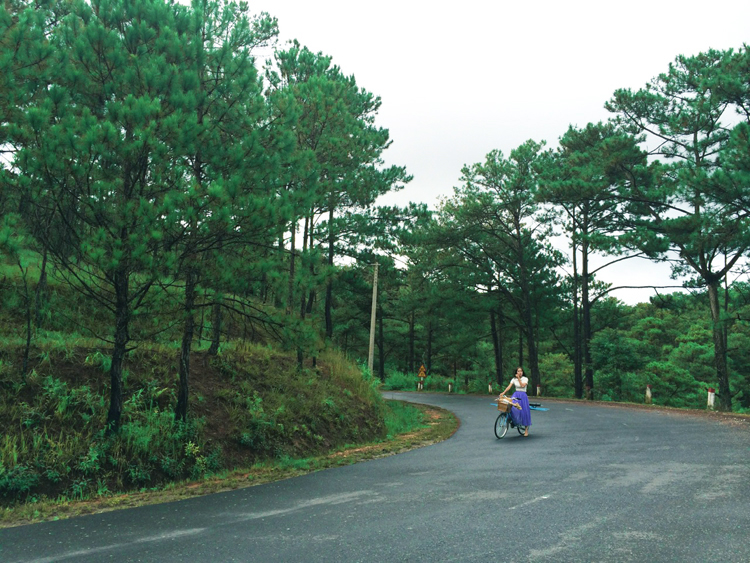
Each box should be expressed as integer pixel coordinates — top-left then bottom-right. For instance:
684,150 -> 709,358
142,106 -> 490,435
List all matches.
368,263 -> 378,375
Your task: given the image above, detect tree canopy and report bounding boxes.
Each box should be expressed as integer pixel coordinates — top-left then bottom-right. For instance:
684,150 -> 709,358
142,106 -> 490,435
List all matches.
2,0 -> 749,425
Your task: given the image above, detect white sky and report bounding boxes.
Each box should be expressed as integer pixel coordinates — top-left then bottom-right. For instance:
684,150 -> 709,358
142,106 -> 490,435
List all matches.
253,0 -> 750,304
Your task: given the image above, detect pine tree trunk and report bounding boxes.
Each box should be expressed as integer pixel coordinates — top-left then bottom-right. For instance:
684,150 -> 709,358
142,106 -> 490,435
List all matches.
274,233 -> 284,308
34,248 -> 48,329
524,298 -> 541,395
296,224 -> 305,374
708,280 -> 732,411
377,303 -> 385,381
197,305 -> 205,345
208,234 -> 224,355
426,320 -> 433,374
261,271 -> 268,303
582,232 -> 594,400
723,266 -> 729,383
325,207 -> 335,339
18,260 -> 31,377
490,308 -> 502,385
306,213 -> 315,315
300,215 -> 309,314
176,268 -> 196,422
408,310 -> 415,374
306,289 -> 316,315
287,218 -> 296,315
107,267 -> 129,433
299,216 -> 309,324
208,300 -> 222,355
572,234 -> 583,399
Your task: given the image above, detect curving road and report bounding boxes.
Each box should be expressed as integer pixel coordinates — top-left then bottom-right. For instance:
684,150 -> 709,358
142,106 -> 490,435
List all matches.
2,393 -> 749,562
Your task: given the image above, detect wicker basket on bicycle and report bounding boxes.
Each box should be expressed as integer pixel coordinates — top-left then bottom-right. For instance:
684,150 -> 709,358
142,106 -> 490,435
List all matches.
496,396 -> 522,412
495,396 -> 513,412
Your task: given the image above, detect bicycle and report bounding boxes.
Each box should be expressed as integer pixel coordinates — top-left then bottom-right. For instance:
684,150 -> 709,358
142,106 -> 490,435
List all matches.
493,396 -> 526,439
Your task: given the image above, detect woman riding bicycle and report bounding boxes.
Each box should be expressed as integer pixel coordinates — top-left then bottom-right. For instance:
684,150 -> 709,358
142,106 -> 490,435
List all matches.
499,367 -> 532,437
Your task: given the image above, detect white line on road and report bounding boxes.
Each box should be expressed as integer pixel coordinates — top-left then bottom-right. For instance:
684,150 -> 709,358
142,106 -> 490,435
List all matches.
19,528 -> 207,563
509,494 -> 551,510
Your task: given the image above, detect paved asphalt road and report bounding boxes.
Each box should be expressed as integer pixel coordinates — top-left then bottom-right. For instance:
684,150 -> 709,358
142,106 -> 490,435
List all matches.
2,393 -> 749,563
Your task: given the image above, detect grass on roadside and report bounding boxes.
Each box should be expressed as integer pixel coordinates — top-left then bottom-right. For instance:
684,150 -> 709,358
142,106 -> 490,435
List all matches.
0,401 -> 457,528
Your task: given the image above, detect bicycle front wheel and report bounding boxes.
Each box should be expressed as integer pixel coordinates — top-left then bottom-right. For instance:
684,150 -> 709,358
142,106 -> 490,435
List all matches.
494,413 -> 509,439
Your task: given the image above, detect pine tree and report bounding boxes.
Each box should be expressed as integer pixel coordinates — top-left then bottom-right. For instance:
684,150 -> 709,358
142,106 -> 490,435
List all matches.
168,0 -> 285,421
607,49 -> 750,411
12,0 -> 195,431
437,141 -> 563,395
538,122 -> 654,398
267,43 -> 409,346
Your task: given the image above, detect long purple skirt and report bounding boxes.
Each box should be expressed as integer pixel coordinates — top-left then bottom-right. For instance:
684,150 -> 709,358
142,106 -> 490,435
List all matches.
510,392 -> 532,427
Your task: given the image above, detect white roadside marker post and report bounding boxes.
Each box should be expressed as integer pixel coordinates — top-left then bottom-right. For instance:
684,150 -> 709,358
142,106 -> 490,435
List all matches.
707,387 -> 715,410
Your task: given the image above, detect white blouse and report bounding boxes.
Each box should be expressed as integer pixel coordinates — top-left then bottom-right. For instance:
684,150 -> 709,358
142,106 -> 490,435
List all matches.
510,376 -> 528,392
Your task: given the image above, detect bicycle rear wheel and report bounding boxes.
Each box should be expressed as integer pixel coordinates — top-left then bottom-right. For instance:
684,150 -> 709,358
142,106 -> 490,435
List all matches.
494,413 -> 509,439
517,425 -> 527,435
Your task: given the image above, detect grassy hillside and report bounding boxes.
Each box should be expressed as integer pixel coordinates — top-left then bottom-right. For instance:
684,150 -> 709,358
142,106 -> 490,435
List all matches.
0,250 -> 458,526
0,339 -> 411,508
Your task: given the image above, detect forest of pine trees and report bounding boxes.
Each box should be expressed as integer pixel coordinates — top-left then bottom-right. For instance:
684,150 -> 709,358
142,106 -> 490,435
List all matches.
2,0 -> 750,507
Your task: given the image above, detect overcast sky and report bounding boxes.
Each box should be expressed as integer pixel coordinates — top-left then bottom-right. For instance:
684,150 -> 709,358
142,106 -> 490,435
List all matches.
253,0 -> 750,304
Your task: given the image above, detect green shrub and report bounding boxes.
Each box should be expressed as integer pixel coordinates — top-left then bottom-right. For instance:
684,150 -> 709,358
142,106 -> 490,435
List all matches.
382,370 -> 416,390
425,373 -> 452,392
0,463 -> 40,498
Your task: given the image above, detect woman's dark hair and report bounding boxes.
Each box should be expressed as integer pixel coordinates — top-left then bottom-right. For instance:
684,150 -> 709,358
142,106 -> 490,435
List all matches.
514,366 -> 524,377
